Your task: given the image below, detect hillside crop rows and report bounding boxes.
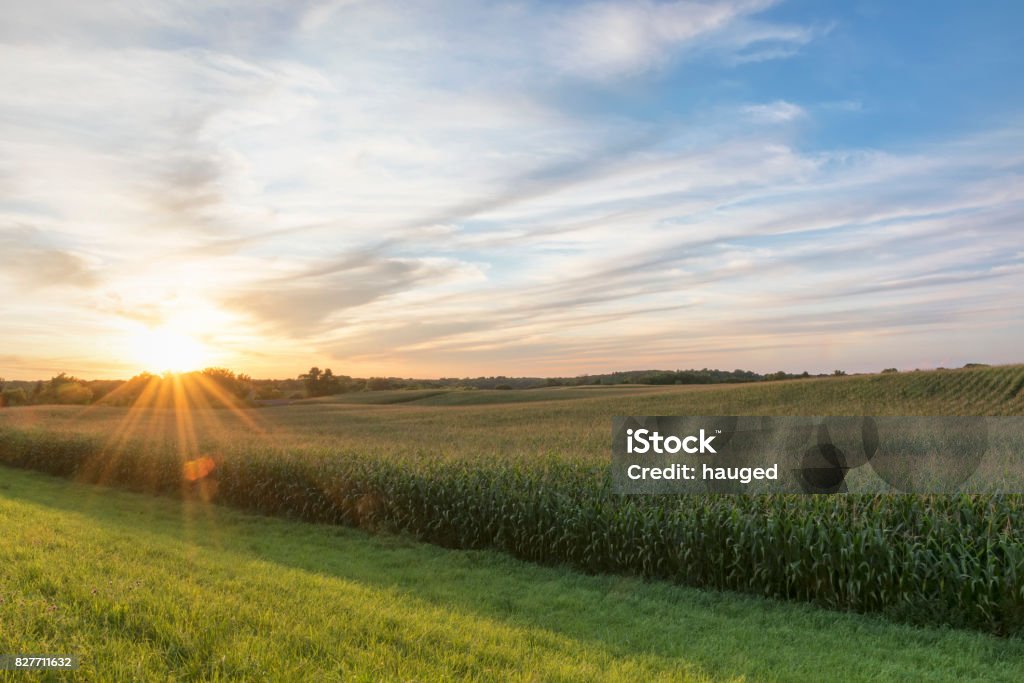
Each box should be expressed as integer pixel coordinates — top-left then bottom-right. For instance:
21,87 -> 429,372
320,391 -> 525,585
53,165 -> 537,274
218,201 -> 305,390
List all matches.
2,365 -> 1023,635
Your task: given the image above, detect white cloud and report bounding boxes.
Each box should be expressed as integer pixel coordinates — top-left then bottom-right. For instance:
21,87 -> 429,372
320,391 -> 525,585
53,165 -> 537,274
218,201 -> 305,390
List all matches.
0,1 -> 1020,379
723,18 -> 825,64
555,0 -> 778,78
743,100 -> 806,122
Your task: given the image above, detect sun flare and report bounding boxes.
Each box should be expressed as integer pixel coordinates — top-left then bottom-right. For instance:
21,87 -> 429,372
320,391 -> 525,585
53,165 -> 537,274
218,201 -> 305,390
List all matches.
131,326 -> 210,373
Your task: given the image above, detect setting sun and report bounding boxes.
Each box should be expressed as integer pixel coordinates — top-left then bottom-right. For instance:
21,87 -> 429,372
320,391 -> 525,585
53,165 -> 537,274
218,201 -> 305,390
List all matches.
131,326 -> 210,373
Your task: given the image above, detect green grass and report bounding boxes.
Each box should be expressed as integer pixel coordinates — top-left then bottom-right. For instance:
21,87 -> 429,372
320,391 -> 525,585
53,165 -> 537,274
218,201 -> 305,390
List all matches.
2,468 -> 1023,682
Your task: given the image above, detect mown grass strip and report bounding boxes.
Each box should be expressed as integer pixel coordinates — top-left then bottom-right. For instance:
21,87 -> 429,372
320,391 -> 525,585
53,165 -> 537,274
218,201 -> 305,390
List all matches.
2,468 -> 1024,682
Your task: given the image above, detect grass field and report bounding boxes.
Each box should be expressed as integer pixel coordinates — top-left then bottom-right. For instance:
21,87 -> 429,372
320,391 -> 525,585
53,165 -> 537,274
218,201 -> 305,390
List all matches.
2,468 -> 1023,682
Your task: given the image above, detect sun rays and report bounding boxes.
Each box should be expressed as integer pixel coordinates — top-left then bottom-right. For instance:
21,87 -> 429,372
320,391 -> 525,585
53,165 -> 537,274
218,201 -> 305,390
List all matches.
73,370 -> 266,520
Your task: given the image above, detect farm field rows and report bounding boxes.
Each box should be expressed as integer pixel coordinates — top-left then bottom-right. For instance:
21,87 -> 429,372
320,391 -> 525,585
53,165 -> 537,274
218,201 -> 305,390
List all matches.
7,365 -> 1024,464
2,365 -> 1024,638
2,468 -> 1023,681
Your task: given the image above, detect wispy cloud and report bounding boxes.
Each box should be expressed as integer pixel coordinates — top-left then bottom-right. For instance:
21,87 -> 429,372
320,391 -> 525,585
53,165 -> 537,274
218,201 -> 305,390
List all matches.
226,256 -> 485,333
743,100 -> 805,122
0,226 -> 99,289
0,0 -> 1021,378
556,0 -> 774,78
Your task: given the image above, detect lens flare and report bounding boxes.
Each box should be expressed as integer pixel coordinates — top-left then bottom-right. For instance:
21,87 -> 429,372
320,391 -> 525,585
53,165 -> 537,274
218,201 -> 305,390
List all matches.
183,456 -> 216,482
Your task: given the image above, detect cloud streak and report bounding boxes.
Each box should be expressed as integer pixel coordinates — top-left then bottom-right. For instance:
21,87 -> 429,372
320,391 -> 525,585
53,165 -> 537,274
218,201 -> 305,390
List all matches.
0,0 -> 1021,379
0,226 -> 99,290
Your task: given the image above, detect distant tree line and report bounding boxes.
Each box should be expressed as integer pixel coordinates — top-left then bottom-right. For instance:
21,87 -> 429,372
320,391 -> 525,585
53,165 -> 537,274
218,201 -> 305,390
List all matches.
0,366 -> 865,407
0,369 -> 253,407
249,362 -> 999,398
1,363 -> 994,407
294,367 -> 409,397
0,373 -> 103,406
284,366 -> 826,397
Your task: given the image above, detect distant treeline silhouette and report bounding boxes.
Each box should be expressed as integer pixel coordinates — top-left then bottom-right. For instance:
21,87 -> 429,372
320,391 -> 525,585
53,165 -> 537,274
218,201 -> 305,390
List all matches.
292,366 -> 830,398
0,369 -> 252,407
1,364 -> 990,406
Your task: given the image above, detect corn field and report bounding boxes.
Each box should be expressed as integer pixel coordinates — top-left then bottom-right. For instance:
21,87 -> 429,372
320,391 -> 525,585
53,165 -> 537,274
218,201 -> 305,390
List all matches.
3,366 -> 1024,635
2,416 -> 1022,636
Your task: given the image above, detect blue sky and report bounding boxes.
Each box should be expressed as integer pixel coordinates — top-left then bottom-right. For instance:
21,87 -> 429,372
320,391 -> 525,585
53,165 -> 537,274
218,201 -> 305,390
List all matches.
0,0 -> 1022,379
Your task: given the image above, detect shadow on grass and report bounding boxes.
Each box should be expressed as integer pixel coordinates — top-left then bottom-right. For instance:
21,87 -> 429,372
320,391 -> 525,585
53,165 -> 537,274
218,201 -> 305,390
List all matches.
3,466 -> 1023,681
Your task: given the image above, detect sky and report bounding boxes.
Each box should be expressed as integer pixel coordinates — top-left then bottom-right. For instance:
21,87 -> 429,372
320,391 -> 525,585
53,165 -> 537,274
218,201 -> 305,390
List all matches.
1,0 -> 1022,380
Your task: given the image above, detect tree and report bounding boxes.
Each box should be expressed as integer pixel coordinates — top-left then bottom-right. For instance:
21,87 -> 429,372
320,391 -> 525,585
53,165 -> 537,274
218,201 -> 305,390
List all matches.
30,373 -> 94,404
86,379 -> 123,403
201,367 -> 251,399
1,388 -> 28,407
300,367 -> 344,397
55,383 -> 93,404
302,367 -> 321,382
254,382 -> 284,400
366,377 -> 392,391
50,372 -> 74,388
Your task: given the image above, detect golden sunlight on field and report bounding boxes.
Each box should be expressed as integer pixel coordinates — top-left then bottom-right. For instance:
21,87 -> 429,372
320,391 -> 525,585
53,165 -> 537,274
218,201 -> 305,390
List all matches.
81,371 -> 263,495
